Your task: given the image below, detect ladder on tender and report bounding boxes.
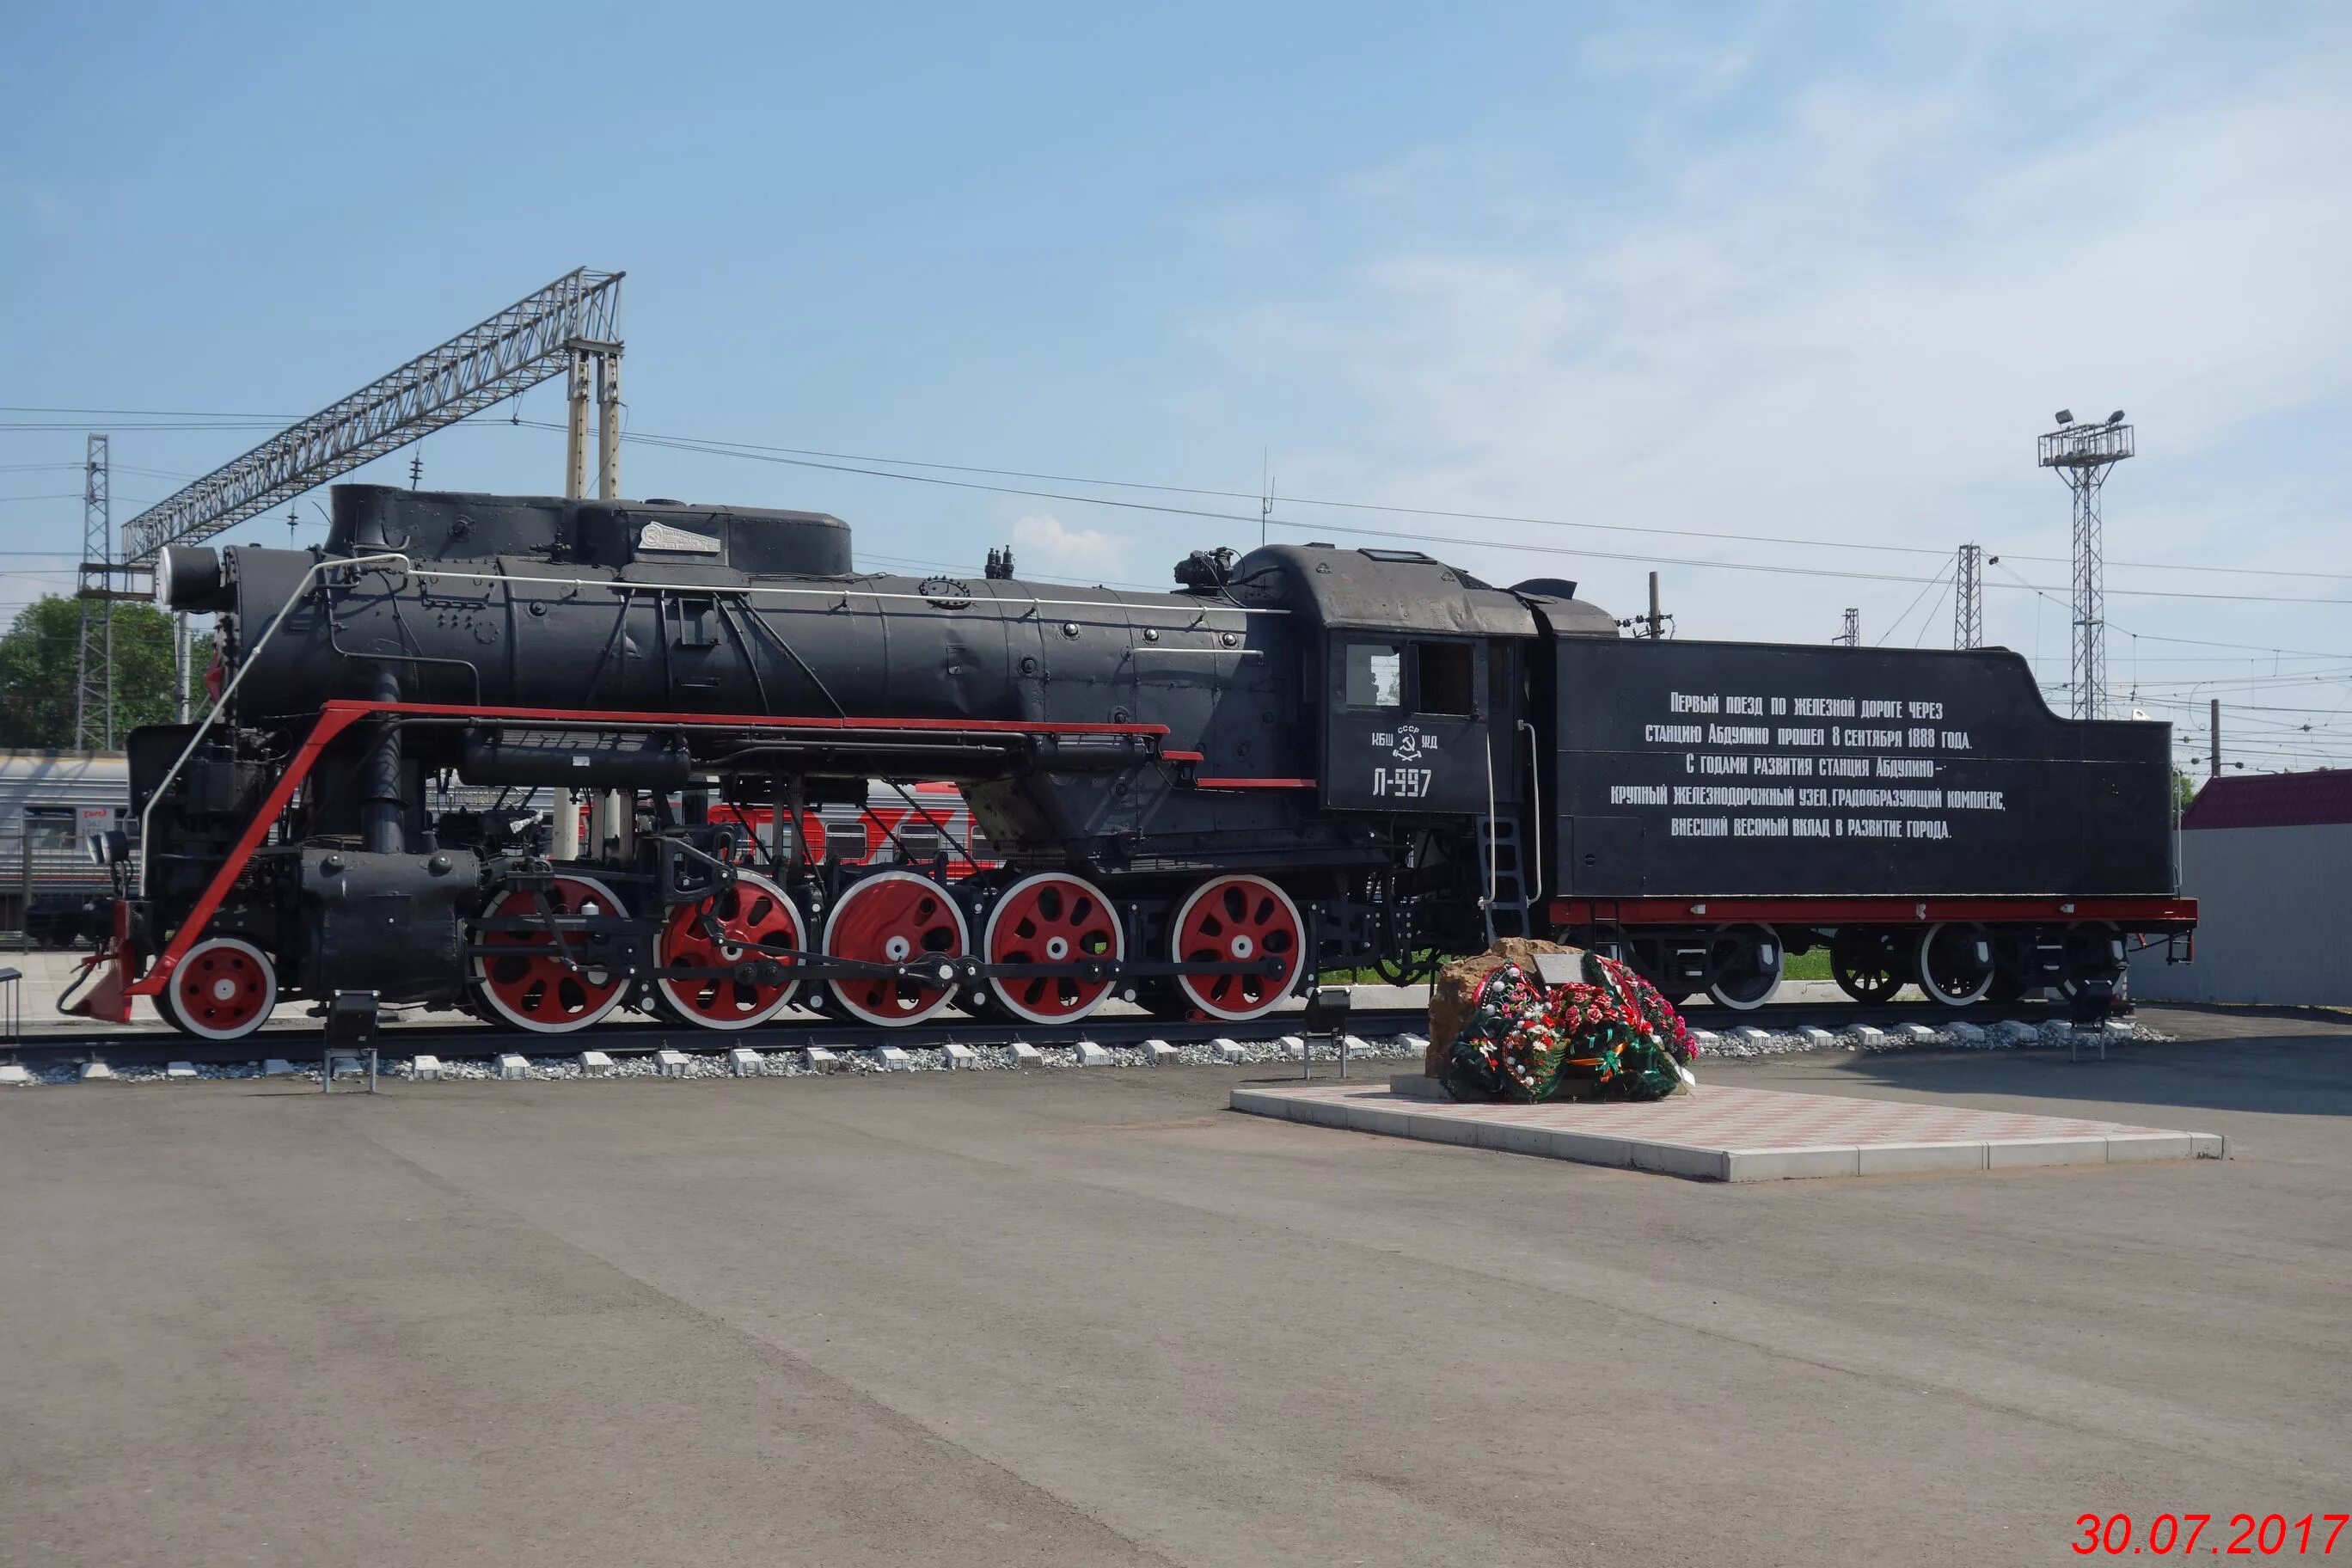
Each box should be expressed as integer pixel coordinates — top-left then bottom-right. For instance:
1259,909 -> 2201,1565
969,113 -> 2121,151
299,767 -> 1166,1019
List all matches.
1479,816 -> 1531,946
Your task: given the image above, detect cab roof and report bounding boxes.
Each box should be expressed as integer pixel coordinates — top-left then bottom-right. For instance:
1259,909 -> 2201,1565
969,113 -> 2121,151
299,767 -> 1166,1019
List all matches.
1221,543 -> 1540,638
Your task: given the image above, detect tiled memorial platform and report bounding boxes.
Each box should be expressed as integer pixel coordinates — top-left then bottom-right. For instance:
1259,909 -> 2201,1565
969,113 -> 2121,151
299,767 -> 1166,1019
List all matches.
1229,1079 -> 2226,1182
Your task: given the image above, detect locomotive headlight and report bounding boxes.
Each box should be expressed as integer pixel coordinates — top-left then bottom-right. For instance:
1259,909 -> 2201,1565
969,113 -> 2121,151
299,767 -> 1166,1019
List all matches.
155,545 -> 226,612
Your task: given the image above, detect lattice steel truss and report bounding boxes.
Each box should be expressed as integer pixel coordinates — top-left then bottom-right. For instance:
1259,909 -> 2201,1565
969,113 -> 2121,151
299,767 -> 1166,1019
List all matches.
2038,417 -> 2134,721
121,268 -> 622,562
1953,542 -> 1983,650
1834,607 -> 1859,647
73,434 -> 113,751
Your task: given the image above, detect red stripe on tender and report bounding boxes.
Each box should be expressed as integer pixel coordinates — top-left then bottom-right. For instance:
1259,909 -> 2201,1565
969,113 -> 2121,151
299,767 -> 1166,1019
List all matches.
1192,777 -> 1318,790
1547,895 -> 2196,928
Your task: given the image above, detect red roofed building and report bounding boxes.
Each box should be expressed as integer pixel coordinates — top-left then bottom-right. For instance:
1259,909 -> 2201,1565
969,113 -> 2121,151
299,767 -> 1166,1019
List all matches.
2130,769 -> 2352,1005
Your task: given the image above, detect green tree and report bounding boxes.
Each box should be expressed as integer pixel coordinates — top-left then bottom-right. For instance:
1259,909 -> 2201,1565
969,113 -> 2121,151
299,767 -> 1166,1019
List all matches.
0,596 -> 216,750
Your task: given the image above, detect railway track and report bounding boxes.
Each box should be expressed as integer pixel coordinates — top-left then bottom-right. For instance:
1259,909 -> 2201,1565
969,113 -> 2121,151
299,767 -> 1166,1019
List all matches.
1,995 -> 2088,1070
2,1006 -> 1437,1069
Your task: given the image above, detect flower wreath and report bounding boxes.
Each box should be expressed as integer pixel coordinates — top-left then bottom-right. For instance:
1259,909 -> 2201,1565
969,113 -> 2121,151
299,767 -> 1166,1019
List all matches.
1445,954 -> 1698,1104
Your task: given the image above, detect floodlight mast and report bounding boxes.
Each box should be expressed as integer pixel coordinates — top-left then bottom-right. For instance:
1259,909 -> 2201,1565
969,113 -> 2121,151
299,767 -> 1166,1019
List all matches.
119,267 -> 623,564
2037,413 -> 2134,721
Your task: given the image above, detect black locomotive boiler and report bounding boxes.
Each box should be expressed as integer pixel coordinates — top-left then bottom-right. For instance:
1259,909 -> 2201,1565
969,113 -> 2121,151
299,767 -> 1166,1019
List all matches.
77,484 -> 2192,1040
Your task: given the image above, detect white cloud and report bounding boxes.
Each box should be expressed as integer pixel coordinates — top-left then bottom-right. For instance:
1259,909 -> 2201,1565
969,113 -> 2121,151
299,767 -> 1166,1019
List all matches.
1207,23 -> 2352,689
1010,511 -> 1128,582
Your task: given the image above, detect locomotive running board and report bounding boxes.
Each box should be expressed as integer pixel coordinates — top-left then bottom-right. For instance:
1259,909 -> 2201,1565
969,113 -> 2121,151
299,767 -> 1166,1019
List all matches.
117,699 -> 1179,1005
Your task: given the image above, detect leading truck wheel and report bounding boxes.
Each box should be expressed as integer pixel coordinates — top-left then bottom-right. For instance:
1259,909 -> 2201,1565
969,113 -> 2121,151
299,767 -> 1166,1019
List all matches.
824,870 -> 967,1027
1915,922 -> 1995,1008
984,871 -> 1122,1025
165,935 -> 279,1041
655,871 -> 805,1030
1705,923 -> 1783,1011
1172,873 -> 1302,1022
471,876 -> 631,1034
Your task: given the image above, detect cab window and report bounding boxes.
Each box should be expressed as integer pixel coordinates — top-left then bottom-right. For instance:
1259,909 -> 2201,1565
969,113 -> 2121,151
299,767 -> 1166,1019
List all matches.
1415,642 -> 1475,716
1344,643 -> 1404,708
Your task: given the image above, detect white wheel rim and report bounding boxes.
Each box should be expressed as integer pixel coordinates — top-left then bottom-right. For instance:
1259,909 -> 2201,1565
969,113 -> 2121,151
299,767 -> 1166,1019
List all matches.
1171,874 -> 1302,1022
1706,922 -> 1783,1012
655,870 -> 802,1031
983,871 -> 1124,1026
168,936 -> 279,1041
469,875 -> 630,1034
1916,922 -> 1993,1007
822,870 -> 968,1027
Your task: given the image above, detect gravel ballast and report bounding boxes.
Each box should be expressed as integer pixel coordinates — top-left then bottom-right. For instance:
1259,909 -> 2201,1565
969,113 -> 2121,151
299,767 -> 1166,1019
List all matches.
4,1016 -> 2173,1087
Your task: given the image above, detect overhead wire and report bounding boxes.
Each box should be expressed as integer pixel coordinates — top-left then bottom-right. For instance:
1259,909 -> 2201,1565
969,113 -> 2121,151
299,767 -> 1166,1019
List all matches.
516,420 -> 2352,609
488,419 -> 2352,584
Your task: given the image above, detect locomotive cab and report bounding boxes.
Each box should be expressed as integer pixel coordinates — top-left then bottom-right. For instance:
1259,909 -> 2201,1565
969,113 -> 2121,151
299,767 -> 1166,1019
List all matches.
1222,543 -> 1540,818
1323,635 -> 1491,813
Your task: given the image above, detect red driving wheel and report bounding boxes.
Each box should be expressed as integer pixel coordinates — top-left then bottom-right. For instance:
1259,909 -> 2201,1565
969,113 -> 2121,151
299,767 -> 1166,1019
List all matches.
1171,873 -> 1302,1022
470,875 -> 630,1033
656,870 -> 805,1030
166,935 -> 279,1041
822,870 -> 968,1027
983,871 -> 1123,1024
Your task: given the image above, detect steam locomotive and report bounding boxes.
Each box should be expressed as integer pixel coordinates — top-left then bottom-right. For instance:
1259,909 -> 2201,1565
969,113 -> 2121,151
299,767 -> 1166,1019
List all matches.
74,485 -> 2193,1041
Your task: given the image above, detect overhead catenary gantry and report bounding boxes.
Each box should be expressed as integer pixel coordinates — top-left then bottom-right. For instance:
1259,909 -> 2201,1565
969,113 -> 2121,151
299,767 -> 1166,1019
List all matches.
118,267 -> 624,565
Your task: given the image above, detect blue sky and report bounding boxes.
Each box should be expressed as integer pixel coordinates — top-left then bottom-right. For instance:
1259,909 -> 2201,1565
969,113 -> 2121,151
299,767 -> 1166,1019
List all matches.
4,1 -> 2349,768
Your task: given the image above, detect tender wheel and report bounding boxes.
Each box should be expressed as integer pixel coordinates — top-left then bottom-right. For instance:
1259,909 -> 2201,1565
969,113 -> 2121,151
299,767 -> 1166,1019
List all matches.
165,935 -> 279,1041
1705,922 -> 1783,1011
983,871 -> 1123,1025
1915,922 -> 1995,1008
1829,928 -> 1908,1005
656,870 -> 805,1030
824,869 -> 967,1027
471,875 -> 631,1034
2052,923 -> 2126,1003
1171,873 -> 1303,1022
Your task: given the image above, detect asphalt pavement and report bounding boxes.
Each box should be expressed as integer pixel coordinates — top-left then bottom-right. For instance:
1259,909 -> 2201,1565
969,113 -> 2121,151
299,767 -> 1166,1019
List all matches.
3,1003 -> 2346,1567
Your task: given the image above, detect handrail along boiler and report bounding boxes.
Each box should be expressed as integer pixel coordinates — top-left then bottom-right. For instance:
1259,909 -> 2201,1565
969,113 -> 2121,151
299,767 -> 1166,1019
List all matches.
78,485 -> 2193,1040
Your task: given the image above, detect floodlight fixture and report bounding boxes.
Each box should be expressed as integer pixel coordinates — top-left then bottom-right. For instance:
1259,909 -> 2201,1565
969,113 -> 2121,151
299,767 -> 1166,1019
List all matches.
2107,409 -> 2126,425
2055,408 -> 2073,426
2038,419 -> 2133,469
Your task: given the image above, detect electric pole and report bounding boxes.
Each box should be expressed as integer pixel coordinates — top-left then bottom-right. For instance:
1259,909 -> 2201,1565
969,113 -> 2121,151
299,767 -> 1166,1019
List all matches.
563,334 -> 624,500
2209,698 -> 2220,780
1260,449 -> 1272,548
1834,608 -> 1859,648
1953,543 -> 1983,649
1620,571 -> 1674,638
72,434 -> 113,752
